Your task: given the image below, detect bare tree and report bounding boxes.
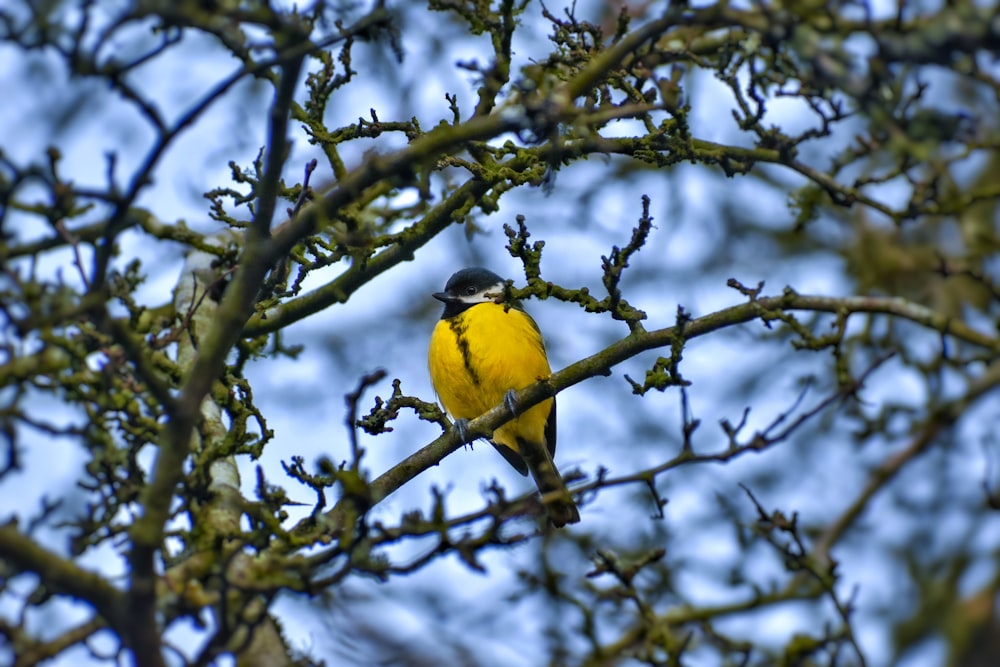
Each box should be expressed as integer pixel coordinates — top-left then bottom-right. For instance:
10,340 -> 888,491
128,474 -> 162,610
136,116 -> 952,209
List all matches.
2,1 -> 999,666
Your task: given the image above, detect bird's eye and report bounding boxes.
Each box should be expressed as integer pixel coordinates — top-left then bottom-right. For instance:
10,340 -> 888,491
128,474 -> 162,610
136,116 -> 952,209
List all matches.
465,286 -> 477,295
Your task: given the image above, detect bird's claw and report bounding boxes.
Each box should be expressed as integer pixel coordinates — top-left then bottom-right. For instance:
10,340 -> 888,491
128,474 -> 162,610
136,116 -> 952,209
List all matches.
453,418 -> 471,443
504,389 -> 518,417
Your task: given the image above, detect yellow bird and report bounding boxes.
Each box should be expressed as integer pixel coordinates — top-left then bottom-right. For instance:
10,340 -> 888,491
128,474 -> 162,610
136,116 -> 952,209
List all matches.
428,267 -> 580,527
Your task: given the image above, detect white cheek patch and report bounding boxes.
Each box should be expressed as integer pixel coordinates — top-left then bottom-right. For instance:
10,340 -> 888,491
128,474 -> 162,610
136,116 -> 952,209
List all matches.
457,282 -> 505,304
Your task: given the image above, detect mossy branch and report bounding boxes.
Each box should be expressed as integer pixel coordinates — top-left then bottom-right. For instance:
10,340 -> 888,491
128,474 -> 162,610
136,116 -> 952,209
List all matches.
0,522 -> 126,633
324,290 -> 998,524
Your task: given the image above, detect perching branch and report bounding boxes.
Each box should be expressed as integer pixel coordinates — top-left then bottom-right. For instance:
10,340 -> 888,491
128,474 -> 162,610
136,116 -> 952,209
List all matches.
328,289 -> 999,526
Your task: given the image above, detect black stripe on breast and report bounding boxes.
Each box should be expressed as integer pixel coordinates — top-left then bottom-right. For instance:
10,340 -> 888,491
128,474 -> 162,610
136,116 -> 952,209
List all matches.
449,316 -> 481,386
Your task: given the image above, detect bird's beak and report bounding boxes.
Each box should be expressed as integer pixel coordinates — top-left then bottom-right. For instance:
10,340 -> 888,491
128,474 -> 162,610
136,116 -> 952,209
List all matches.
433,291 -> 455,303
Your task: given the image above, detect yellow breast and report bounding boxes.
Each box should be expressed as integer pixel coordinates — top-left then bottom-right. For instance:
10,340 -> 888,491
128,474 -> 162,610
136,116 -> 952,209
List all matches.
428,302 -> 552,453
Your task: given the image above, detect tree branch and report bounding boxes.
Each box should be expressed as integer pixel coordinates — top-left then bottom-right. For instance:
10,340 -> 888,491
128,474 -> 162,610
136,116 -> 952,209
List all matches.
0,522 -> 125,633
318,290 -> 998,530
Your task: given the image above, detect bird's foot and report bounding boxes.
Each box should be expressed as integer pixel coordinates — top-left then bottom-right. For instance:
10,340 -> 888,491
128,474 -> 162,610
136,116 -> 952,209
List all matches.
453,418 -> 472,443
503,389 -> 519,417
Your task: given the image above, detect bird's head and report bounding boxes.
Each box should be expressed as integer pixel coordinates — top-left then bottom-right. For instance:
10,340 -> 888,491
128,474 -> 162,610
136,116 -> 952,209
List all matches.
433,267 -> 507,306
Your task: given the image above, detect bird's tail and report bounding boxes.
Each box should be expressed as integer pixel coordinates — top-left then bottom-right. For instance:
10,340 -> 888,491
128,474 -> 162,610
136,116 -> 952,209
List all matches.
519,438 -> 580,528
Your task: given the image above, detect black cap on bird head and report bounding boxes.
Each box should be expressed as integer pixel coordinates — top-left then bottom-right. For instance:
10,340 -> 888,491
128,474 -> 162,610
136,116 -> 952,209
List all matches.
433,267 -> 508,318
